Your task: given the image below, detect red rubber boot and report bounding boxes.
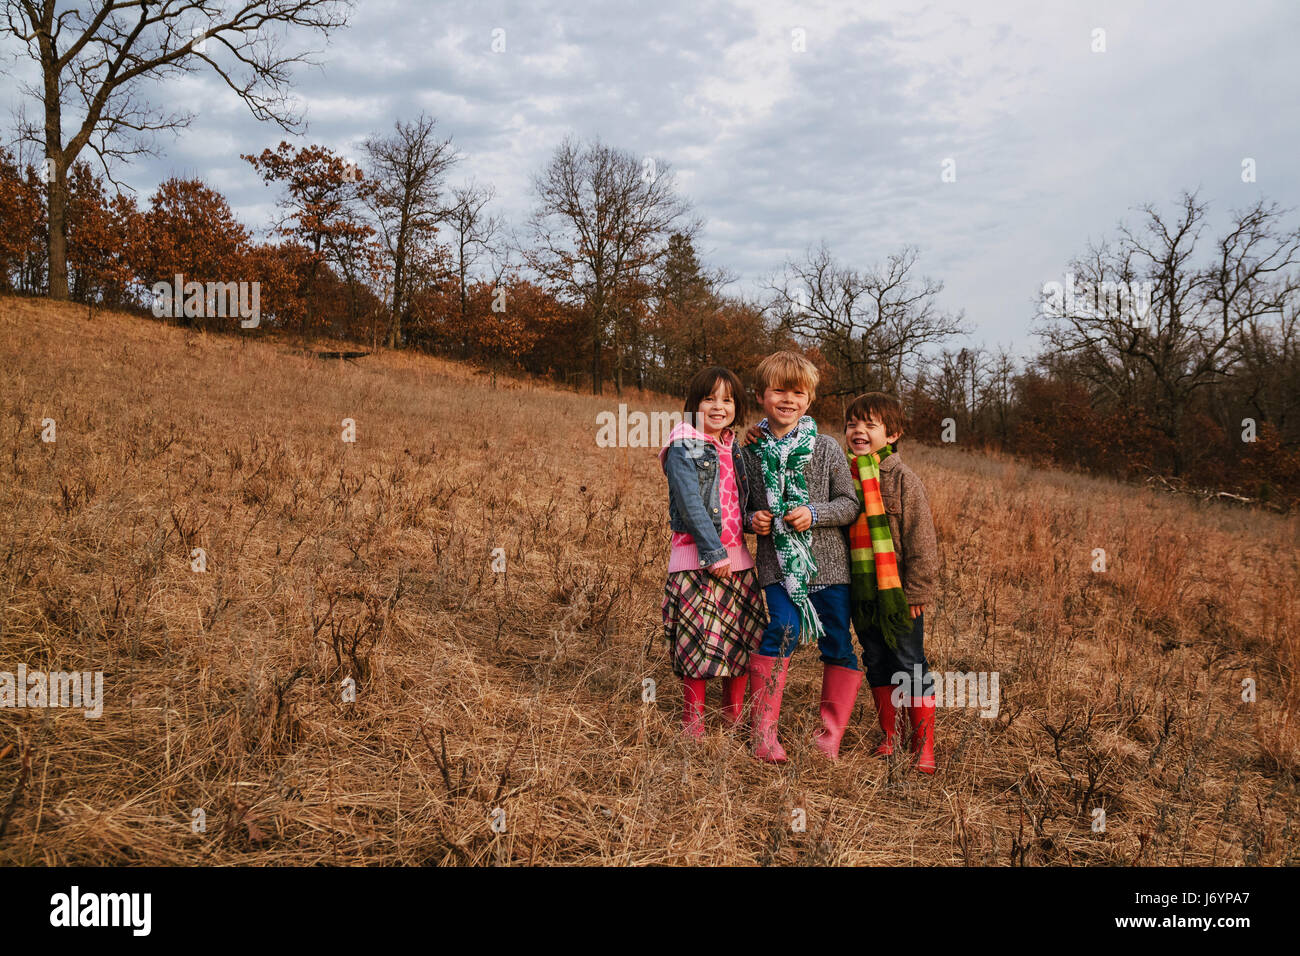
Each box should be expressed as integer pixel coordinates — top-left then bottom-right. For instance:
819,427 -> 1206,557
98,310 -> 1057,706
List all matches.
908,696 -> 937,773
721,672 -> 748,727
682,677 -> 706,739
871,685 -> 900,757
813,664 -> 863,761
746,654 -> 789,763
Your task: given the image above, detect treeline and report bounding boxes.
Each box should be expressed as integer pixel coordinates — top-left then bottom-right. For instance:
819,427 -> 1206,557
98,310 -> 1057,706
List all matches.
2,130 -> 1297,505
905,193 -> 1300,506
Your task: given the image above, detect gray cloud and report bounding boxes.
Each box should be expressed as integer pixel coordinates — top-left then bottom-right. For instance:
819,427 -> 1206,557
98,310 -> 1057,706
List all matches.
4,0 -> 1296,356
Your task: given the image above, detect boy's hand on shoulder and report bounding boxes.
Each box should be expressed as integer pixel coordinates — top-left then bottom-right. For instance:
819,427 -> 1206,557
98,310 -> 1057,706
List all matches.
752,510 -> 773,535
784,506 -> 812,532
741,423 -> 764,446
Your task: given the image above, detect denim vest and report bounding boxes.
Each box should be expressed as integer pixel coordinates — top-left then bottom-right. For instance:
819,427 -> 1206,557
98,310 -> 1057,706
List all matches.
663,434 -> 750,567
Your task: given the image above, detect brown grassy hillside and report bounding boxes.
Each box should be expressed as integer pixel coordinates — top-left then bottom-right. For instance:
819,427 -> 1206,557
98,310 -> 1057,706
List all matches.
0,294 -> 1296,865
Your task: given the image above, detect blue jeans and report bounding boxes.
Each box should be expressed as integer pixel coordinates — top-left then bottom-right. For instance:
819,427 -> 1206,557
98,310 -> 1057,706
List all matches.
759,583 -> 858,670
857,611 -> 931,698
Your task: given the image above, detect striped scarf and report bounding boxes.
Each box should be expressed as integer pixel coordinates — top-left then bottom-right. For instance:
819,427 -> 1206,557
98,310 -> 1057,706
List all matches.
754,416 -> 823,646
847,444 -> 912,651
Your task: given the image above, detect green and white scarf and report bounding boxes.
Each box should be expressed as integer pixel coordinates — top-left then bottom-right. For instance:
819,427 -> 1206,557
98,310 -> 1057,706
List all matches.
755,415 -> 823,646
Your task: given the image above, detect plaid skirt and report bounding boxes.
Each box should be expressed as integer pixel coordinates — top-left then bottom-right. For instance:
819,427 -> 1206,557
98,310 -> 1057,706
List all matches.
661,568 -> 766,679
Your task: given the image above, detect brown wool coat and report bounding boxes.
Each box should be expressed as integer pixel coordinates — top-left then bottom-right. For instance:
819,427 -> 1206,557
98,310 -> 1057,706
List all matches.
874,451 -> 939,607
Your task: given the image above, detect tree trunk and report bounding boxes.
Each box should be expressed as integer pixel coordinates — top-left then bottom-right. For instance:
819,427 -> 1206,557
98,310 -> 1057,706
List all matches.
1167,404 -> 1185,476
46,173 -> 68,300
614,319 -> 623,395
459,262 -> 469,357
459,261 -> 468,326
388,253 -> 405,348
304,244 -> 322,336
44,77 -> 68,300
345,278 -> 358,338
591,303 -> 602,395
630,316 -> 643,390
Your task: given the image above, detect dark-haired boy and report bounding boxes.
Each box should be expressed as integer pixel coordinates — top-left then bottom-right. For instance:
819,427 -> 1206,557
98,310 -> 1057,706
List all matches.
842,392 -> 940,772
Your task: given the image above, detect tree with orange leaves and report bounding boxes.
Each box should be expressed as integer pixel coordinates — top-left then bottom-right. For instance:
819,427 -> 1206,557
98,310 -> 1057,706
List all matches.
65,163 -> 140,309
134,178 -> 251,328
0,148 -> 46,294
243,142 -> 382,331
4,0 -> 350,301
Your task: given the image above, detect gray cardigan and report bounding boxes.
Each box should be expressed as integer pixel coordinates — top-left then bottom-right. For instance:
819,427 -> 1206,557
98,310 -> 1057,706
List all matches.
742,432 -> 860,590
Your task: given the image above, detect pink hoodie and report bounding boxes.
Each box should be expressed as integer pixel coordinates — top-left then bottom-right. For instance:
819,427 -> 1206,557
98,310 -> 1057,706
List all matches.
659,421 -> 755,574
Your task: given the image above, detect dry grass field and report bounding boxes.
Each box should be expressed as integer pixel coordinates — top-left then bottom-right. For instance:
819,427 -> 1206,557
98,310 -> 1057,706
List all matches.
0,294 -> 1297,865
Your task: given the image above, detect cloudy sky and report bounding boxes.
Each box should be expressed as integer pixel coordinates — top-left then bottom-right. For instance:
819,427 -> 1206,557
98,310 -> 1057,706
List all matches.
4,0 -> 1297,354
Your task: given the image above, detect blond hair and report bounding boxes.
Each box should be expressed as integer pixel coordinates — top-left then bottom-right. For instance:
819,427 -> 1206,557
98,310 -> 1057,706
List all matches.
754,350 -> 819,402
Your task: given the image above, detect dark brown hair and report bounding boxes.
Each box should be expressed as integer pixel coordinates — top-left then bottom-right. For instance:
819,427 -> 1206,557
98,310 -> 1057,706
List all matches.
684,366 -> 746,429
845,391 -> 906,444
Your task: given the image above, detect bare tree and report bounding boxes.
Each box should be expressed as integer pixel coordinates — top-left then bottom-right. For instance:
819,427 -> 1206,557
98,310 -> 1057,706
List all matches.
1039,190 -> 1300,471
446,179 -> 504,339
767,242 -> 966,395
986,345 -> 1018,442
923,345 -> 990,435
3,0 -> 351,300
525,136 -> 695,395
1230,299 -> 1299,439
362,114 -> 458,349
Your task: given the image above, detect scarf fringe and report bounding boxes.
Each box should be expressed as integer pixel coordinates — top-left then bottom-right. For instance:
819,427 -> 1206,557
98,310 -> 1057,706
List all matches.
855,593 -> 913,652
757,416 -> 823,646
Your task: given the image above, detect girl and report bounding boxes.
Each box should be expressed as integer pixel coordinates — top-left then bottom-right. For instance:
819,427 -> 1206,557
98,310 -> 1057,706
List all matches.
659,367 -> 767,738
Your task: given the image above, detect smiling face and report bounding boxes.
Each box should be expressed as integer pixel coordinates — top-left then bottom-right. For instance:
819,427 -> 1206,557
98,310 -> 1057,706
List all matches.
845,414 -> 900,456
759,382 -> 812,433
695,379 -> 736,436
